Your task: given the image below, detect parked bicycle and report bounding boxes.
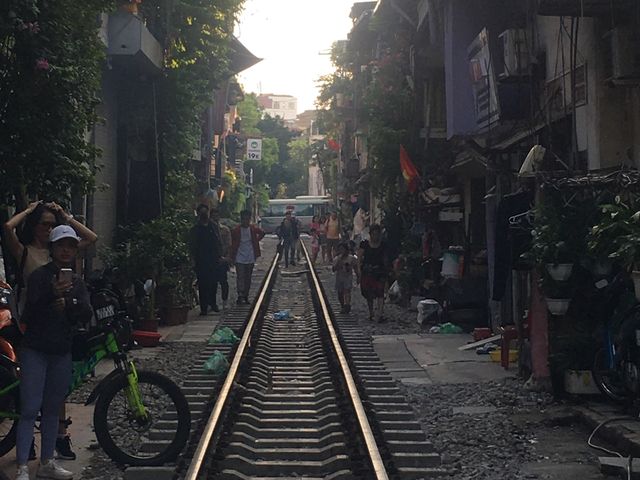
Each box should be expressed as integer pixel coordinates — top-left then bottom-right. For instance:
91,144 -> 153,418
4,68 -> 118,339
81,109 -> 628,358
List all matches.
0,280 -> 191,465
591,272 -> 640,403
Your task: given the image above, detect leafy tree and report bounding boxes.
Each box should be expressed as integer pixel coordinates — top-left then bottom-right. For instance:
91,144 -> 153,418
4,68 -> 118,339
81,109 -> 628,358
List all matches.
0,0 -> 114,206
237,93 -> 262,136
287,137 -> 310,197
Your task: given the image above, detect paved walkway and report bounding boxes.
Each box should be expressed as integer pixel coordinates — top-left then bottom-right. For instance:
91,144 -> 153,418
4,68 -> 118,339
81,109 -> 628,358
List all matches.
373,333 -> 515,385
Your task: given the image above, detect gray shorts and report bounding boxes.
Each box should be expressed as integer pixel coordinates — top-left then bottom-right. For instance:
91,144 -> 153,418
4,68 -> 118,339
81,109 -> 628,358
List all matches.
335,275 -> 353,292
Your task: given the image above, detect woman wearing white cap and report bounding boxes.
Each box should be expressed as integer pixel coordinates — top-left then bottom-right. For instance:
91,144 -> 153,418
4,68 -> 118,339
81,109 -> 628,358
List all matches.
15,226 -> 93,480
3,201 -> 97,461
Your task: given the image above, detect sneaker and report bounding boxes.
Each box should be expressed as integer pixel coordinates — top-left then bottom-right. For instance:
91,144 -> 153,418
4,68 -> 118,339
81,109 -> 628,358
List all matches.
210,305 -> 220,313
55,436 -> 76,461
29,439 -> 37,461
36,459 -> 73,479
16,465 -> 29,480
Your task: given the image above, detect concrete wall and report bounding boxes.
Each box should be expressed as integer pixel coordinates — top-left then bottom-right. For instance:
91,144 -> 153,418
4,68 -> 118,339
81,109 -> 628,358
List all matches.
444,0 -> 527,138
536,15 -> 640,170
91,71 -> 119,258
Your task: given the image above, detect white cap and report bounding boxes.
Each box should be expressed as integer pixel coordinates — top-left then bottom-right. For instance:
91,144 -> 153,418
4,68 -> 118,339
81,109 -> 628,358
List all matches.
49,225 -> 80,244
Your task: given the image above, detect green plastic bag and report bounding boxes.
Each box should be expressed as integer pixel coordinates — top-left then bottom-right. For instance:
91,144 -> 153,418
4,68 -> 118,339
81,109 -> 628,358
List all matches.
438,322 -> 463,334
203,350 -> 229,374
208,327 -> 240,345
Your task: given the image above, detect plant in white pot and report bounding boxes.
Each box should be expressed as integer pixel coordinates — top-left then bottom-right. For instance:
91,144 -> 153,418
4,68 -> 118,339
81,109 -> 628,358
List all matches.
588,199 -> 640,299
525,203 -> 578,282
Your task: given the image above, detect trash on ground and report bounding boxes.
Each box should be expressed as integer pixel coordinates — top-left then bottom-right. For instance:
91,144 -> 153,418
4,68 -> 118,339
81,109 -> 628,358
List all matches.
475,342 -> 498,355
208,326 -> 240,344
203,350 -> 229,374
458,334 -> 502,351
388,281 -> 402,304
417,299 -> 443,325
429,322 -> 463,334
273,310 -> 291,320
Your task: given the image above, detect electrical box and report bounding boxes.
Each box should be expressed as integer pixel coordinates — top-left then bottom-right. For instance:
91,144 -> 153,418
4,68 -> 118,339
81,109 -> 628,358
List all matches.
606,27 -> 640,84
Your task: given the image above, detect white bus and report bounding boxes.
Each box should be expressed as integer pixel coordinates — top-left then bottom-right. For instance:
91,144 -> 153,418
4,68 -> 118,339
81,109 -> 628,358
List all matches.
260,196 -> 332,234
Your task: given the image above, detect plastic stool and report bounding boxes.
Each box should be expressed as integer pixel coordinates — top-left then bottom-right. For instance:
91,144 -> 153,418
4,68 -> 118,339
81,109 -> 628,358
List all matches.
500,324 -> 529,370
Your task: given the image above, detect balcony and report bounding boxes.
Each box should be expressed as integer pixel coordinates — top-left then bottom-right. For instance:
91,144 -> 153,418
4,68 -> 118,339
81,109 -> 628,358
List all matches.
537,0 -> 635,16
107,11 -> 163,74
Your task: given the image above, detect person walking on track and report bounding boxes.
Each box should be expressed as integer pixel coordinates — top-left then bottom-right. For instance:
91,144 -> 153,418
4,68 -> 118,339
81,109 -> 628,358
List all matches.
277,211 -> 298,268
358,224 -> 390,322
190,204 -> 221,315
325,211 -> 340,261
231,210 -> 265,305
210,207 -> 231,311
332,242 -> 359,313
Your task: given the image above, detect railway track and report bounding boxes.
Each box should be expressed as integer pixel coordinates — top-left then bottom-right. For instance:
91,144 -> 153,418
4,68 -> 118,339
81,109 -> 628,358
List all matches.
138,240 -> 444,479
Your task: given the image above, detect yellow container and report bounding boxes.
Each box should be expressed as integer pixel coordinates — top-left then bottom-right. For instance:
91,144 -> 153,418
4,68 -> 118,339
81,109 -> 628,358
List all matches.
489,349 -> 518,363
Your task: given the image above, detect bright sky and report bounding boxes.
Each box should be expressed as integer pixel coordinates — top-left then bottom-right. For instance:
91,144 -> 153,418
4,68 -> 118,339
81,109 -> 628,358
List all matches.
236,0 -> 354,113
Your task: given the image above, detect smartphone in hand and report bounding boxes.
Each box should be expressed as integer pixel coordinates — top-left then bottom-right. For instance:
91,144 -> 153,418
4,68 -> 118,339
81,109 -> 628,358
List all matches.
59,268 -> 73,285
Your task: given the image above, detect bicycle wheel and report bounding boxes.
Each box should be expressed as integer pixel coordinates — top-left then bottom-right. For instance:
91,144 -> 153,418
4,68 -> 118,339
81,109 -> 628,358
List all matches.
0,367 -> 19,457
592,348 -> 628,403
93,370 -> 191,466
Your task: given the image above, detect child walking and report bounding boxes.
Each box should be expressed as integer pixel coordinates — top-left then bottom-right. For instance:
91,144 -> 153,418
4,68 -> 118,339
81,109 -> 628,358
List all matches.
332,242 -> 359,314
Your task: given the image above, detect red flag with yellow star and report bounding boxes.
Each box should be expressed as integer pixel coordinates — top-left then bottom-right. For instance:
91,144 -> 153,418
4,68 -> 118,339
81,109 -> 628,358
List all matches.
400,145 -> 419,193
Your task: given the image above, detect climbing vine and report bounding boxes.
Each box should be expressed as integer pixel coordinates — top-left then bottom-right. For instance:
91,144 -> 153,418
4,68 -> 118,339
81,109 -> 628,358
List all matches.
0,0 -> 114,206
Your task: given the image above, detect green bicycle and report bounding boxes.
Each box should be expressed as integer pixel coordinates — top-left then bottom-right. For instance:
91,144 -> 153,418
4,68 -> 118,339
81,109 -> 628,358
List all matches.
0,314 -> 191,466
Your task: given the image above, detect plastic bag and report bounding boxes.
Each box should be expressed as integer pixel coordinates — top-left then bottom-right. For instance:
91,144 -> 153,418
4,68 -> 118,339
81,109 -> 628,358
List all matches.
273,310 -> 291,320
417,299 -> 442,325
208,327 -> 239,345
439,322 -> 463,334
203,350 -> 229,374
388,281 -> 402,304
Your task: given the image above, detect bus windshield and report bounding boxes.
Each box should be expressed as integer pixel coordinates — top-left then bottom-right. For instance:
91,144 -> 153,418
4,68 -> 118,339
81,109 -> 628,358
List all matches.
265,203 -> 314,217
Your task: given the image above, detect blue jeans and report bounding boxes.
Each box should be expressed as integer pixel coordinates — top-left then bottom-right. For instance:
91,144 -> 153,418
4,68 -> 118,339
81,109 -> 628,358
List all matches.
16,348 -> 71,464
282,239 -> 295,266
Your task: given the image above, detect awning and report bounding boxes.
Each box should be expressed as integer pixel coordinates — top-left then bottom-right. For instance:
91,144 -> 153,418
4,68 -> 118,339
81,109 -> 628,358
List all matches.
451,150 -> 487,178
228,36 -> 262,75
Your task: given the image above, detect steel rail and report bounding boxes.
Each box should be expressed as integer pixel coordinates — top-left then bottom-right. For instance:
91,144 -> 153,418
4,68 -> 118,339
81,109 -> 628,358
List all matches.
184,248 -> 281,480
300,240 -> 390,480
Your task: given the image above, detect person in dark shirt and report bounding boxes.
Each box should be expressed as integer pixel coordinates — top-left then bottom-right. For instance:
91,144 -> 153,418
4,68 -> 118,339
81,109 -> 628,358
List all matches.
358,224 -> 390,322
190,204 -> 221,315
278,211 -> 299,268
15,225 -> 93,480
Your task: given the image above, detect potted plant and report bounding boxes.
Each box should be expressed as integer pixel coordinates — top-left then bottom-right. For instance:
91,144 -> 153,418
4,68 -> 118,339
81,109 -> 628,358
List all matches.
588,199 -> 640,298
526,204 -> 577,282
158,268 -> 194,326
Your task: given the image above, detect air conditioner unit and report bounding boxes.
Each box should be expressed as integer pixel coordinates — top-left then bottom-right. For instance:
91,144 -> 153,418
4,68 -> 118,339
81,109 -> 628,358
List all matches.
498,29 -> 530,79
606,27 -> 640,84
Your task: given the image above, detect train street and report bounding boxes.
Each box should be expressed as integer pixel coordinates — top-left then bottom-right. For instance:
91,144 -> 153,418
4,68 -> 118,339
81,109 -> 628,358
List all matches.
0,238 -> 630,479
6,2 -> 640,480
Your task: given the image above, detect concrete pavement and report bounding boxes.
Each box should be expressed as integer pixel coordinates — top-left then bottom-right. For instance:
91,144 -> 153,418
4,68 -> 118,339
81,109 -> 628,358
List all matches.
372,333 -> 515,385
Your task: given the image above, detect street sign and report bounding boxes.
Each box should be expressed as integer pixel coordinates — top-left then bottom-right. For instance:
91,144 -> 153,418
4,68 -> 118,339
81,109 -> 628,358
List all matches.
246,138 -> 262,161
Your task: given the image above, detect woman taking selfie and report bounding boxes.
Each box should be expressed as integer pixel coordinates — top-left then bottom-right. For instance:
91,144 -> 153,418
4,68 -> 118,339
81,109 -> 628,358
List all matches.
3,201 -> 97,463
15,226 -> 93,480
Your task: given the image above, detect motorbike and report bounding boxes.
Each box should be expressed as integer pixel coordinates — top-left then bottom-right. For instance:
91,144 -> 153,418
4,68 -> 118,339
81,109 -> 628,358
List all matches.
591,272 -> 640,402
